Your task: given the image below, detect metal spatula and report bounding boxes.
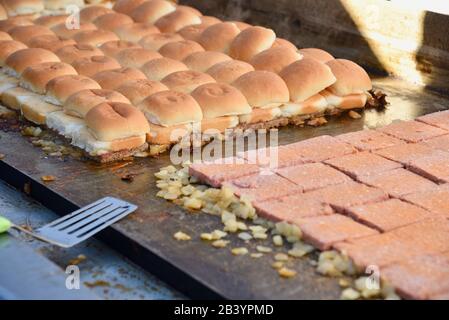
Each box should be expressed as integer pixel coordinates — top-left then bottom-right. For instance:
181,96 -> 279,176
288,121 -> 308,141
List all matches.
0,197 -> 137,248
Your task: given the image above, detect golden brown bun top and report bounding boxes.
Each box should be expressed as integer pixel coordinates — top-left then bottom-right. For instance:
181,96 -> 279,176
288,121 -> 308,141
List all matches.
198,22 -> 240,53
326,59 -> 372,96
177,23 -> 209,42
116,47 -> 162,68
229,26 -> 276,62
191,82 -> 251,118
46,74 -> 102,103
0,31 -> 12,41
140,57 -> 188,81
250,46 -> 302,74
92,67 -> 147,90
71,55 -> 121,77
298,48 -> 334,63
73,29 -> 120,47
116,79 -> 168,105
51,22 -> 97,40
80,5 -> 114,23
28,35 -> 76,52
139,32 -> 183,51
55,43 -> 104,64
34,14 -> 68,28
161,70 -> 216,94
0,40 -> 27,65
0,16 -> 34,32
279,57 -> 337,102
138,90 -> 203,126
176,5 -> 202,16
1,0 -> 44,17
21,61 -> 77,93
154,9 -> 202,33
0,4 -> 6,20
64,89 -> 131,118
113,0 -> 147,15
229,21 -> 252,30
206,59 -> 254,84
86,102 -> 150,141
200,16 -> 221,27
9,25 -> 54,45
158,40 -> 204,61
183,51 -> 232,73
5,48 -> 60,75
99,40 -> 139,58
114,23 -> 160,42
271,38 -> 297,51
130,0 -> 176,24
232,70 -> 289,107
93,12 -> 133,31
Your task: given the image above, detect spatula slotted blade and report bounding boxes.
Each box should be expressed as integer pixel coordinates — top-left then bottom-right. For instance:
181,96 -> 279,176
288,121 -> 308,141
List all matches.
35,197 -> 137,248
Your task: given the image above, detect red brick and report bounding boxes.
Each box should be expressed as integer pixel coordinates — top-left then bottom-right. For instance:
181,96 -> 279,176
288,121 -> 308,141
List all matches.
224,172 -> 301,202
374,143 -> 436,165
336,129 -> 405,151
420,134 -> 449,153
346,199 -> 430,232
357,168 -> 437,197
408,153 -> 449,184
378,120 -> 447,143
306,181 -> 389,212
403,184 -> 449,217
297,214 -> 378,250
275,162 -> 352,192
381,254 -> 449,300
416,110 -> 449,131
324,151 -> 402,179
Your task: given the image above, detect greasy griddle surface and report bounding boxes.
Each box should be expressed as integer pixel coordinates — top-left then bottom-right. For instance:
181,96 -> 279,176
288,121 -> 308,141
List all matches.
1,78 -> 448,299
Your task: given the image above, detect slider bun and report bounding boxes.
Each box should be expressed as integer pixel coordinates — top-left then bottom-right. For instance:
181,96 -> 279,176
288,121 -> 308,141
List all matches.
177,23 -> 208,42
5,48 -> 60,77
298,48 -> 334,63
0,4 -> 6,20
114,23 -> 160,43
20,62 -> 77,94
34,14 -> 68,28
113,0 -> 147,15
0,16 -> 34,32
27,34 -> 76,52
131,0 -> 176,24
183,51 -> 232,73
140,57 -> 188,81
93,13 -> 134,31
250,46 -> 302,74
198,22 -> 240,53
45,74 -> 101,105
9,25 -> 54,45
158,40 -> 204,61
79,6 -> 114,23
85,102 -> 150,141
92,67 -> 146,90
200,16 -> 221,26
64,89 -> 130,118
161,70 -> 215,94
1,0 -> 44,17
51,22 -> 97,40
116,79 -> 168,105
326,59 -> 372,96
72,55 -> 121,77
0,40 -> 27,66
154,9 -> 201,33
232,70 -> 289,108
73,29 -> 120,46
191,82 -> 251,118
137,90 -> 203,126
279,57 -> 336,102
139,32 -> 183,51
55,44 -> 104,64
44,0 -> 83,10
176,5 -> 202,16
99,40 -> 139,58
229,26 -> 276,62
271,38 -> 297,51
229,21 -> 252,30
206,59 -> 254,84
116,47 -> 162,69
0,31 -> 12,41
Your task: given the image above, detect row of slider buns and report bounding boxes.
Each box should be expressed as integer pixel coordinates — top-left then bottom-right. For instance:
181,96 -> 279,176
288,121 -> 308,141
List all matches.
0,1 -> 372,161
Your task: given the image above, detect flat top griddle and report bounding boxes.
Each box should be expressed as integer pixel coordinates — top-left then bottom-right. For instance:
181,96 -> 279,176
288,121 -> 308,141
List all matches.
1,77 -> 448,299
